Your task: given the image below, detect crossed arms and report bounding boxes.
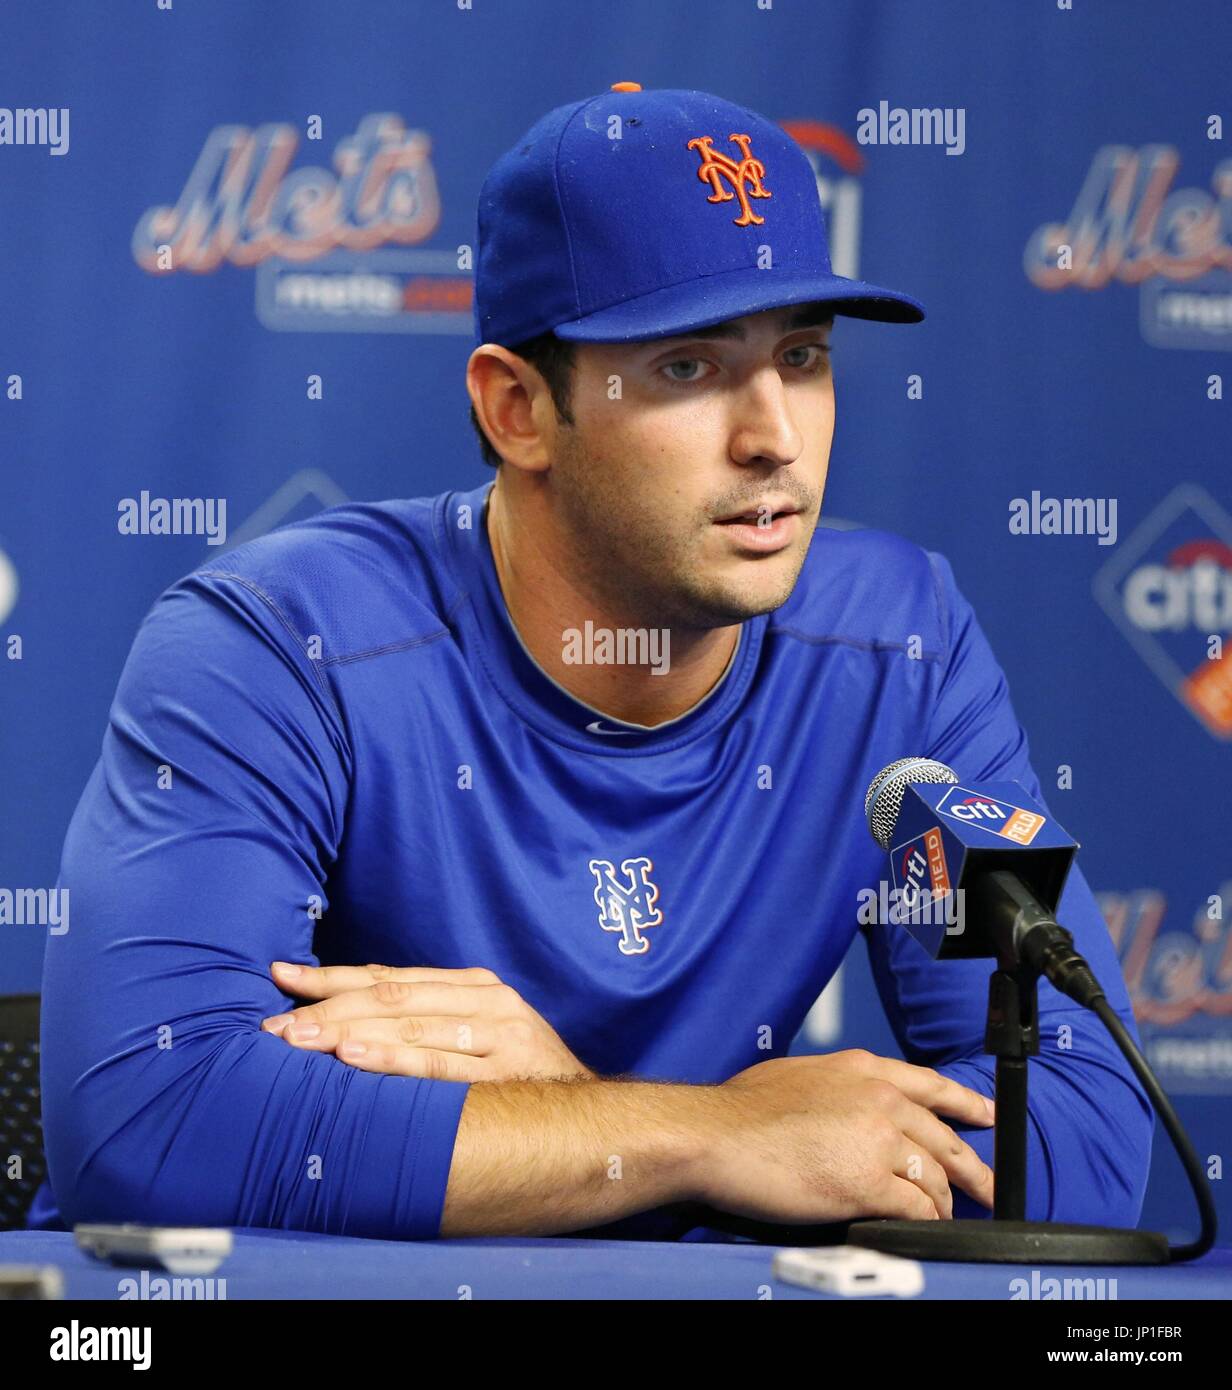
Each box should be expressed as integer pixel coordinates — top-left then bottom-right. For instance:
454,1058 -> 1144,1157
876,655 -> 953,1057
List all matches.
39,567 -> 1151,1238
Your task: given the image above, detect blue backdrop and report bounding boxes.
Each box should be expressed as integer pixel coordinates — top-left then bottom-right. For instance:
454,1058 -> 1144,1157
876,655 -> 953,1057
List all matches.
1,0 -> 1228,1243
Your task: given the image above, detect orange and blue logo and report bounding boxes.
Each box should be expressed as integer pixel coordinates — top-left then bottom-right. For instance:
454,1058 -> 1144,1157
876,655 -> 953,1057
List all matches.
1024,144 -> 1232,351
896,826 -> 953,903
132,113 -> 472,335
686,132 -> 772,227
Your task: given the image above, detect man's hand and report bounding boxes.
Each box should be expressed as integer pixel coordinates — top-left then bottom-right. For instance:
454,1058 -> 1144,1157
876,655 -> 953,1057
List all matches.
261,962 -> 596,1083
689,1048 -> 997,1223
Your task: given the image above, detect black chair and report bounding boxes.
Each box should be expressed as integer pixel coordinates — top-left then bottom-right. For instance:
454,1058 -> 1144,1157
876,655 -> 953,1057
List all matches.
0,995 -> 46,1231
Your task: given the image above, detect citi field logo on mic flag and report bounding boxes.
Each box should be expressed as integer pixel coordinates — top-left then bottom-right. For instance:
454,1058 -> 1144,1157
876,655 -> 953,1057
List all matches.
904,826 -> 952,894
888,826 -> 956,933
883,779 -> 1078,960
933,788 -> 1047,845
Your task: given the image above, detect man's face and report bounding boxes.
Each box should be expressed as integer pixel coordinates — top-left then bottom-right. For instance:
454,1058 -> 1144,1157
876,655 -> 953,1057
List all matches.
544,303 -> 835,629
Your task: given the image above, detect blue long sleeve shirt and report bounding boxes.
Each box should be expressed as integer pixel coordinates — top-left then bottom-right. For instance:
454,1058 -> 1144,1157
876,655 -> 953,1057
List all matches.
34,478 -> 1152,1238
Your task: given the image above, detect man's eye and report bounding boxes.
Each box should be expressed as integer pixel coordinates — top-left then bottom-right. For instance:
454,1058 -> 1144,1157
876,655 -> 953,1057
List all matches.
661,358 -> 710,383
782,343 -> 831,370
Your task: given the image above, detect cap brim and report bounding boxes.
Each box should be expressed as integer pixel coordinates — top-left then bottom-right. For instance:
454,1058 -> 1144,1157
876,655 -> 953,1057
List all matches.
551,266 -> 924,343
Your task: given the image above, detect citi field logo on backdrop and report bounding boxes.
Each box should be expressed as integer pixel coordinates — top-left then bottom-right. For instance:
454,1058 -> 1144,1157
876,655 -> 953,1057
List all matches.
1024,144 -> 1232,349
131,113 -> 472,334
1093,484 -> 1232,740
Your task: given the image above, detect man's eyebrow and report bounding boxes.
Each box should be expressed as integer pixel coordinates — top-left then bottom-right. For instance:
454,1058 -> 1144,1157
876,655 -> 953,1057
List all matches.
646,305 -> 836,345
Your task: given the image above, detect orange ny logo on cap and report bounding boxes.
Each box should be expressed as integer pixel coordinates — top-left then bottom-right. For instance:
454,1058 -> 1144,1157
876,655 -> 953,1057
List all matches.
686,132 -> 772,227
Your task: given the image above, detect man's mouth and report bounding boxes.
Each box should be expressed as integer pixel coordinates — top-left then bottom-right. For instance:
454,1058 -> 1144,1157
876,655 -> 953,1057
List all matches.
712,503 -> 803,554
715,502 -> 801,525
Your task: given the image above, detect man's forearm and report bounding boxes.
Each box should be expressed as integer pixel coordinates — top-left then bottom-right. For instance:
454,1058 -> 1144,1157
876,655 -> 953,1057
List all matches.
439,1076 -> 717,1237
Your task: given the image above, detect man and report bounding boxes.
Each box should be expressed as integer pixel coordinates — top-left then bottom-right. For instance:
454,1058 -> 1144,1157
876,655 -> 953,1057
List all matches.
34,86 -> 1150,1240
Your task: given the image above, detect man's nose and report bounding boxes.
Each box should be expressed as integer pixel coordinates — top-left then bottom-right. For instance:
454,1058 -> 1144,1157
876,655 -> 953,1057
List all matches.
728,367 -> 805,468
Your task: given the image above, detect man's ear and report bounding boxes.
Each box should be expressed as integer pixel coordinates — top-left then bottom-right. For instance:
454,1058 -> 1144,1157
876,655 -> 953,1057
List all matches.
466,346 -> 553,475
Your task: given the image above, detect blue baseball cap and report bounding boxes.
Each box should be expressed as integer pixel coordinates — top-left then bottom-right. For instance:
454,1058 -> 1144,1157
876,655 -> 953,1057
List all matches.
474,83 -> 925,347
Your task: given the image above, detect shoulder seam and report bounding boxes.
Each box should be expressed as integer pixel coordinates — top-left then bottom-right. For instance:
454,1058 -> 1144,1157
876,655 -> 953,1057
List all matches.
320,627 -> 453,669
197,571 -> 349,730
200,566 -> 462,671
768,625 -> 945,665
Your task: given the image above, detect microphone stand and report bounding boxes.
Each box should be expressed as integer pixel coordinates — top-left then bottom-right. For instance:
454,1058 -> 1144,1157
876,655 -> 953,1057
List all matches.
847,958 -> 1168,1263
687,769 -> 1222,1262
692,869 -> 1214,1263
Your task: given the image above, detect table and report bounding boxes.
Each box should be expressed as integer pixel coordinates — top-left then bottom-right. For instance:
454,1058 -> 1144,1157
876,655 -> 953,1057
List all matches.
2,1229 -> 1230,1300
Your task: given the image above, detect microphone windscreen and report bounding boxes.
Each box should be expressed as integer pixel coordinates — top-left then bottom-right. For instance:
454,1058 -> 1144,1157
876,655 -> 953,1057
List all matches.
864,757 -> 959,849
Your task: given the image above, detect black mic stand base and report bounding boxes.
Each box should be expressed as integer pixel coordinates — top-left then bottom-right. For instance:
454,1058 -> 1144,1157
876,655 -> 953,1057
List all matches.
843,959 -> 1161,1265
847,1218 -> 1169,1265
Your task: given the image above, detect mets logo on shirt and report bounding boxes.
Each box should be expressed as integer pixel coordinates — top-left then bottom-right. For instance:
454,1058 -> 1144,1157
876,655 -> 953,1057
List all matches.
934,788 -> 1046,845
588,857 -> 663,956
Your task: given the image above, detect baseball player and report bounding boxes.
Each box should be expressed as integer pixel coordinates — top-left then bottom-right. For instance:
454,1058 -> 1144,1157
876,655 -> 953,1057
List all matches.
33,86 -> 1150,1241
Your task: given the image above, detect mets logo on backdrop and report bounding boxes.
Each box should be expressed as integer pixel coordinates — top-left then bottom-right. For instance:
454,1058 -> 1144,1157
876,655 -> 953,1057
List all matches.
588,857 -> 663,956
131,113 -> 472,335
1093,484 -> 1232,740
1024,144 -> 1232,350
1097,882 -> 1232,1095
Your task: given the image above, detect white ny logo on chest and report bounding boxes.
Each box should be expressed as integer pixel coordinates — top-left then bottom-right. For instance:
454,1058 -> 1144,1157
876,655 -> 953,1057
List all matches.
587,857 -> 664,956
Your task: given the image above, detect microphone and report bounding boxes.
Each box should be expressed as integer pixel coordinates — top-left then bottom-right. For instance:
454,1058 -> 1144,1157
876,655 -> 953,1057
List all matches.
844,756 -> 1216,1264
863,757 -> 1105,1008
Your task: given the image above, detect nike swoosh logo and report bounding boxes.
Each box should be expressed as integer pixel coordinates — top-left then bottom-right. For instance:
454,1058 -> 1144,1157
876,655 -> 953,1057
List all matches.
585,721 -> 638,736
